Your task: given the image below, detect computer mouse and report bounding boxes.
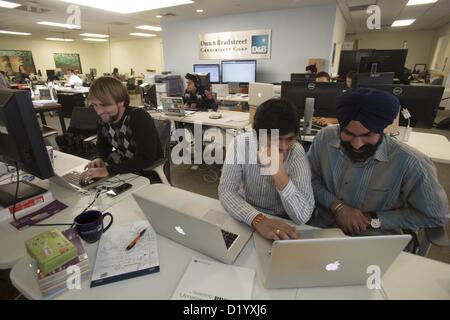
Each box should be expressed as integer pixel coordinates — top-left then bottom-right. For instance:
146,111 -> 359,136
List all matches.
209,113 -> 222,119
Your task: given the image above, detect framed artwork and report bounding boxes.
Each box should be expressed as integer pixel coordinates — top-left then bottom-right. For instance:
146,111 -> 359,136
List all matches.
53,53 -> 82,73
0,49 -> 36,75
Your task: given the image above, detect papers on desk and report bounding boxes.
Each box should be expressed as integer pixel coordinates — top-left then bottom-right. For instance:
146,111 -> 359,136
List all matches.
90,220 -> 159,287
32,100 -> 57,106
171,257 -> 255,300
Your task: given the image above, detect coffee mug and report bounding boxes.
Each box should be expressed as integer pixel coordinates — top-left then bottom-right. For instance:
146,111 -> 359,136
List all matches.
74,210 -> 113,243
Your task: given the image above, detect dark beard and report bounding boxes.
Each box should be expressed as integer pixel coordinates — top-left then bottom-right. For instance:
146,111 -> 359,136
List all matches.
340,136 -> 383,163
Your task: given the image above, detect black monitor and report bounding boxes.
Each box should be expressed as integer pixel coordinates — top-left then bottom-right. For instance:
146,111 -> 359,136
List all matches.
221,60 -> 256,84
361,84 -> 444,129
46,69 -> 55,79
359,56 -> 387,74
139,83 -> 157,109
193,64 -> 220,83
290,73 -> 316,82
0,89 -> 54,179
281,82 -> 346,118
354,72 -> 395,87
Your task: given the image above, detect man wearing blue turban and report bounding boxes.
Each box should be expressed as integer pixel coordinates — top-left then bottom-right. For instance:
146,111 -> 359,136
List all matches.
307,88 -> 449,235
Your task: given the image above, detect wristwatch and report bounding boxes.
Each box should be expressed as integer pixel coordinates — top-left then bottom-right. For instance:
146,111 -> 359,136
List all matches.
368,212 -> 381,229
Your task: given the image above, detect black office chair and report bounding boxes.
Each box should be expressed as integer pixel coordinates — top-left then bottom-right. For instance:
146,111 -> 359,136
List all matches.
55,107 -> 98,160
404,225 -> 449,257
142,118 -> 172,185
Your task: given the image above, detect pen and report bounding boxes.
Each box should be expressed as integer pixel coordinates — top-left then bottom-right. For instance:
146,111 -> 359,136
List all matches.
126,228 -> 147,251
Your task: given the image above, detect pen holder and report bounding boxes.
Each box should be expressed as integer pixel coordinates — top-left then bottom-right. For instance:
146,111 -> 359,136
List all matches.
74,210 -> 113,243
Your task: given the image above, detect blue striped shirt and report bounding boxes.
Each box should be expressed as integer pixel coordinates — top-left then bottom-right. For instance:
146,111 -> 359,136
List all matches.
307,126 -> 449,231
219,132 -> 315,226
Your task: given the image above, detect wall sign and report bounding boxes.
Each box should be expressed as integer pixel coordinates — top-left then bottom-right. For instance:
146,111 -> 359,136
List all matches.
199,29 -> 271,60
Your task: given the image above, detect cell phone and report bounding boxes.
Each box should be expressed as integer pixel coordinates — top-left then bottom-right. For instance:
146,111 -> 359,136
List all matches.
106,183 -> 132,197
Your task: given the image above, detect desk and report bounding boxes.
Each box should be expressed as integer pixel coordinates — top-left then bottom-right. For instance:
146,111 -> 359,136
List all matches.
0,151 -> 150,269
217,94 -> 249,103
10,184 -> 450,299
33,102 -> 67,133
55,86 -> 90,94
302,127 -> 450,164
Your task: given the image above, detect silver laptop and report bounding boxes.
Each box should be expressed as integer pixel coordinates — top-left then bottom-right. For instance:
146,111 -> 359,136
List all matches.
254,228 -> 411,289
161,97 -> 186,116
132,184 -> 253,264
248,82 -> 275,107
49,170 -> 105,193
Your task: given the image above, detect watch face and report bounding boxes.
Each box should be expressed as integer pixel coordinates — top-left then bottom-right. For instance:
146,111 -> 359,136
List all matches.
371,219 -> 381,229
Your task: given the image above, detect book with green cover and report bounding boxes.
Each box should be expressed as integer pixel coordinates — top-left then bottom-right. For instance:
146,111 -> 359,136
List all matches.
25,228 -> 77,275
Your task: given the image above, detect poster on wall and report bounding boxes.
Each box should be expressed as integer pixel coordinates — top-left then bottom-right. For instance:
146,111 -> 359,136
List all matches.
0,50 -> 36,75
199,29 -> 271,60
53,53 -> 82,73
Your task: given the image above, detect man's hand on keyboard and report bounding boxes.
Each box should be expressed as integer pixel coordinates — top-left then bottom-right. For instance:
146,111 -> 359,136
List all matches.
84,158 -> 106,170
79,167 -> 109,186
254,217 -> 300,241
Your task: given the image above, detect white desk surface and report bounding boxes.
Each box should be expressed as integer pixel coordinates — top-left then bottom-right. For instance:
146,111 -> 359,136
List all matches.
149,109 -> 250,130
0,151 -> 149,269
55,86 -> 90,94
10,185 -> 450,300
217,94 -> 249,103
301,127 -> 450,164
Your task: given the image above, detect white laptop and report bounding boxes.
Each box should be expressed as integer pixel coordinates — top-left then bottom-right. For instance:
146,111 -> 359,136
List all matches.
254,228 -> 411,289
49,170 -> 105,193
132,184 -> 253,264
161,97 -> 187,116
248,82 -> 275,107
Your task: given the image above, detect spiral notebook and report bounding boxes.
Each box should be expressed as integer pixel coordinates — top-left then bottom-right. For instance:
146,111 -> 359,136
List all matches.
90,220 -> 159,287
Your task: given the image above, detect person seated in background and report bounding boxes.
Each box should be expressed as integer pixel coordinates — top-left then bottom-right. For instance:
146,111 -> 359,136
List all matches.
305,64 -> 317,75
219,98 -> 315,241
0,71 -> 10,89
112,67 -> 126,81
315,71 -> 331,83
345,70 -> 356,89
307,88 -> 449,236
79,77 -> 163,184
183,73 -> 216,111
67,69 -> 83,87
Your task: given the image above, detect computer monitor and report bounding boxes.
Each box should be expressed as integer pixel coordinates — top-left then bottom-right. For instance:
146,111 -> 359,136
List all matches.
359,56 -> 387,74
354,72 -> 395,87
361,84 -> 444,129
139,83 -> 157,109
46,69 -> 55,80
290,73 -> 316,83
193,64 -> 220,83
221,60 -> 256,84
281,82 -> 346,118
0,89 -> 54,179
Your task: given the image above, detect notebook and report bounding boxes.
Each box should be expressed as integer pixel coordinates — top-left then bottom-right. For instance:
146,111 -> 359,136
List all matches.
171,257 -> 255,300
90,220 -> 159,287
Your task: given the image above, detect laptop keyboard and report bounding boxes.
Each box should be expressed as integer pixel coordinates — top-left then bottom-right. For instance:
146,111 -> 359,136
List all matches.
221,230 -> 239,249
62,171 -> 94,187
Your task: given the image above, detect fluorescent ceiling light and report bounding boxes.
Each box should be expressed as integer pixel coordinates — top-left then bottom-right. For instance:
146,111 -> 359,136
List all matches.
61,0 -> 194,14
83,38 -> 108,42
0,1 -> 21,9
391,19 -> 416,27
136,25 -> 162,32
38,21 -> 81,29
0,30 -> 31,35
196,9 -> 203,13
80,33 -> 109,38
45,38 -> 74,42
406,0 -> 438,5
130,33 -> 157,37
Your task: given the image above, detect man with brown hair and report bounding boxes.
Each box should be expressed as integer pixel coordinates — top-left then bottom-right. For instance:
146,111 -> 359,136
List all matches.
79,76 -> 162,184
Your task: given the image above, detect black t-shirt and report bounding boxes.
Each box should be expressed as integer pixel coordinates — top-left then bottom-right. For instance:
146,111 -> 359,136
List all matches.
183,87 -> 216,111
96,106 -> 163,176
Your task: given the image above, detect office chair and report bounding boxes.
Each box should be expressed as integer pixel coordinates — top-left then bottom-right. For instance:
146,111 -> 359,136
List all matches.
142,118 -> 172,185
404,225 -> 449,257
55,107 -> 98,160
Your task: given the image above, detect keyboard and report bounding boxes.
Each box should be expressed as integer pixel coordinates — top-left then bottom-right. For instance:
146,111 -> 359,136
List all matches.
221,230 -> 239,249
62,171 -> 95,187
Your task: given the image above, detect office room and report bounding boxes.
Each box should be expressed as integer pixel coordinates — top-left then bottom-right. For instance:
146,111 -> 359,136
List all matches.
0,0 -> 450,305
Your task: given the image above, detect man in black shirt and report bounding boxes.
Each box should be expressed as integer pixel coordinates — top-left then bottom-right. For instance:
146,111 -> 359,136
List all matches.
79,77 -> 163,184
183,73 -> 216,111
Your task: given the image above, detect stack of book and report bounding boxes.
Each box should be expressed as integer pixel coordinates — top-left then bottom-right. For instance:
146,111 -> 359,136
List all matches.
25,228 -> 91,299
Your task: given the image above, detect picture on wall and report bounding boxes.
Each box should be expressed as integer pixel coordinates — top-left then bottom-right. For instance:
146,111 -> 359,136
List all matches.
53,53 -> 82,73
0,50 -> 36,75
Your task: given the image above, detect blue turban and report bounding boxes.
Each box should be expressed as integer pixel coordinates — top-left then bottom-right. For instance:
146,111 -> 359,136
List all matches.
336,88 -> 400,134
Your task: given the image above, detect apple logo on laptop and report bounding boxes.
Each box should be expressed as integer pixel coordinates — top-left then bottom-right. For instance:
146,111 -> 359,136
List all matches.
325,261 -> 340,271
175,226 -> 185,235
258,92 -> 262,98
